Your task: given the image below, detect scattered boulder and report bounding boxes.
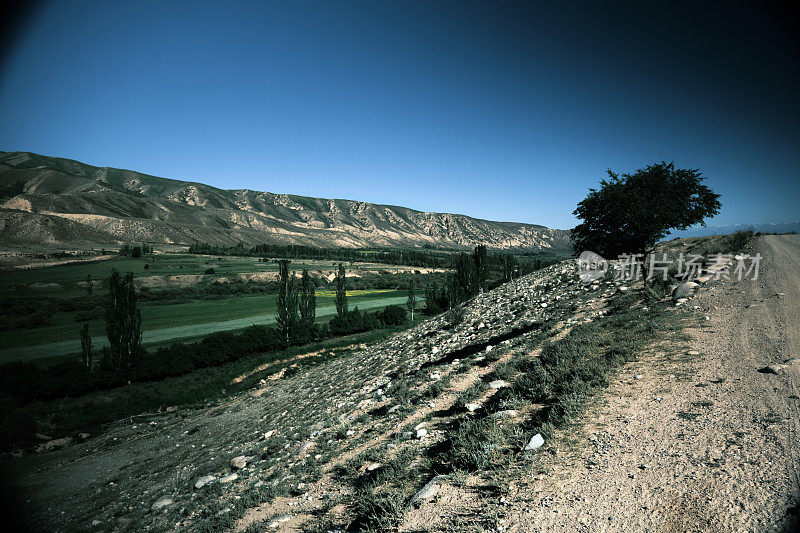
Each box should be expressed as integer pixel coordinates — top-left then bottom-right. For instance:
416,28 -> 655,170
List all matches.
488,380 -> 509,389
524,433 -> 545,451
195,475 -> 216,489
219,473 -> 238,483
672,282 -> 699,301
230,456 -> 247,470
36,437 -> 72,454
465,403 -> 482,413
298,442 -> 313,455
491,409 -> 518,419
759,364 -> 786,375
416,428 -> 428,439
266,514 -> 292,528
409,476 -> 441,506
150,495 -> 174,512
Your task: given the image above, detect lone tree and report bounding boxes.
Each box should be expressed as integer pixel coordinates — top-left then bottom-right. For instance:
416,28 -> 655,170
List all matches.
571,162 -> 721,257
104,269 -> 143,372
299,268 -> 316,330
335,263 -> 348,317
276,259 -> 299,342
79,321 -> 92,370
406,278 -> 416,322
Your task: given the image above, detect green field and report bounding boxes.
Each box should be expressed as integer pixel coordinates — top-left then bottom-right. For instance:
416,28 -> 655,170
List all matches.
0,289 -> 402,350
0,252 -> 431,363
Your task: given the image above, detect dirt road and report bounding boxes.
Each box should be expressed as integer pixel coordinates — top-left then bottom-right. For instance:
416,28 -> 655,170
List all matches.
494,235 -> 799,531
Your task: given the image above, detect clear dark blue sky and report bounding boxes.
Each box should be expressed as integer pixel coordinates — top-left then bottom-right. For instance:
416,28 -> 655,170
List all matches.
1,0 -> 797,229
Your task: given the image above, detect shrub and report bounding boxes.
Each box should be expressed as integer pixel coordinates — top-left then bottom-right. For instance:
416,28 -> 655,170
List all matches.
328,307 -> 380,336
435,418 -> 506,472
347,489 -> 405,532
379,305 -> 407,326
13,311 -> 52,329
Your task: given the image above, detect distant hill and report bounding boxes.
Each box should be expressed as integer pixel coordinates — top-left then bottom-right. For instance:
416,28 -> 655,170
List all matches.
0,151 -> 571,251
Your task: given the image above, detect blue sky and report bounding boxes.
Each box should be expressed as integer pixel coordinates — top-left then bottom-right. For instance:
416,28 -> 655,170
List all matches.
0,0 -> 797,229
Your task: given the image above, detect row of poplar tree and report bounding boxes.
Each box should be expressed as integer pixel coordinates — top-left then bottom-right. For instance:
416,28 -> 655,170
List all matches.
423,245 -> 518,314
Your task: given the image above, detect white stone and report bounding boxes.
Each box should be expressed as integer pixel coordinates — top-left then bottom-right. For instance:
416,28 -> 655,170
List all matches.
194,475 -> 216,489
266,514 -> 292,528
409,476 -> 440,506
150,495 -> 174,511
525,433 -> 545,451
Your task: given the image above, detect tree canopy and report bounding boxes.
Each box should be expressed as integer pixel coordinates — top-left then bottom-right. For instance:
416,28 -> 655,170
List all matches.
571,162 -> 721,257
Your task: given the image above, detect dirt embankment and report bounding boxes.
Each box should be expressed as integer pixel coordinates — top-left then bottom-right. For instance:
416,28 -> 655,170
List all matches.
486,235 -> 800,532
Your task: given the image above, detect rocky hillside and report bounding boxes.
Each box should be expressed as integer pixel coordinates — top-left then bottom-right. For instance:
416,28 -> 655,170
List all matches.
7,259 -> 624,530
10,237 -> 795,531
0,151 -> 571,250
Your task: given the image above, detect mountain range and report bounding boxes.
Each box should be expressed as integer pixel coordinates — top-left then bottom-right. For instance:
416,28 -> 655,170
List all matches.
0,151 -> 570,251
667,221 -> 800,239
